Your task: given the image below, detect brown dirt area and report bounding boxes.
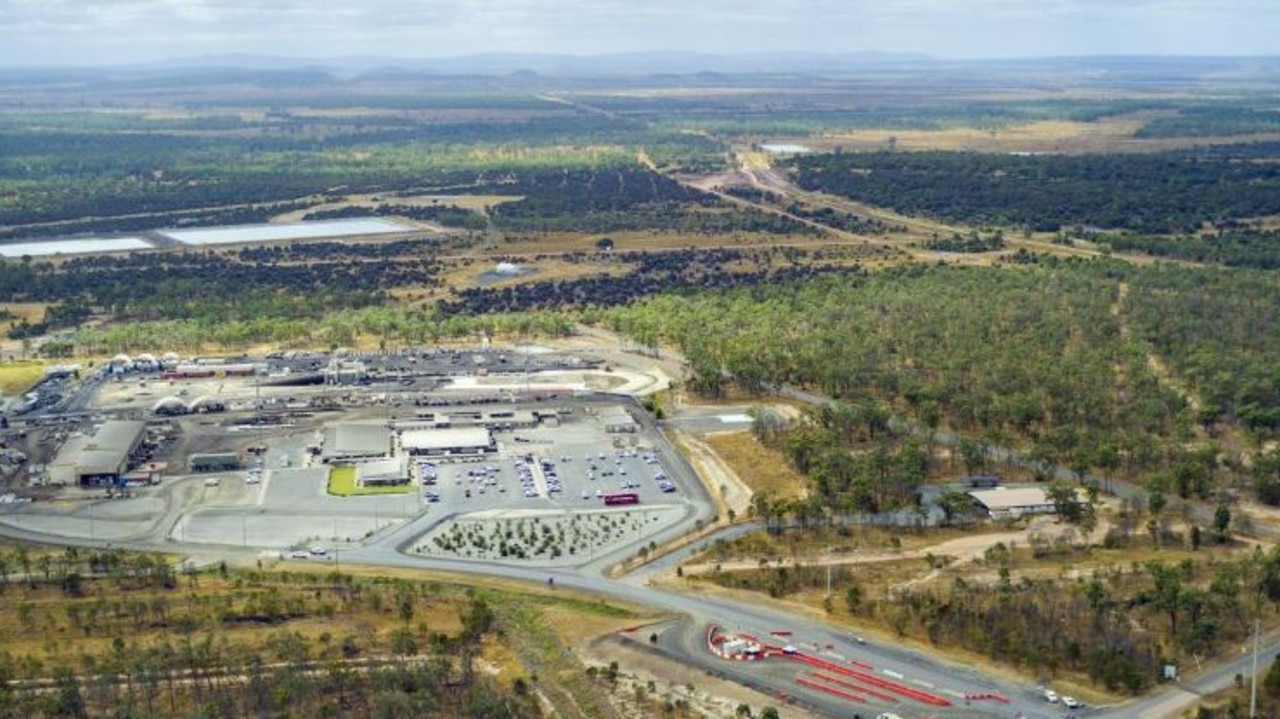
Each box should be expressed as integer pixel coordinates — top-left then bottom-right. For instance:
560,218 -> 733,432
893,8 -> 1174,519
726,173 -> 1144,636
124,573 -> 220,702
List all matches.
702,431 -> 808,501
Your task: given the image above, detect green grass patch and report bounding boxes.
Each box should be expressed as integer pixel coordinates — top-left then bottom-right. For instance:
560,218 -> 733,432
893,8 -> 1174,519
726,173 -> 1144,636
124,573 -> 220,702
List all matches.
0,360 -> 46,397
325,465 -> 412,496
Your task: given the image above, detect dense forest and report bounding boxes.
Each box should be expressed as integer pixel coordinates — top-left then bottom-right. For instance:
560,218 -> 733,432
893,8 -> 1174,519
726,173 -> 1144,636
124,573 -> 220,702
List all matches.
0,107 -> 725,229
790,148 -> 1280,233
1092,229 -> 1280,270
0,249 -> 424,331
444,248 -> 857,315
603,260 -> 1280,495
1135,105 -> 1280,138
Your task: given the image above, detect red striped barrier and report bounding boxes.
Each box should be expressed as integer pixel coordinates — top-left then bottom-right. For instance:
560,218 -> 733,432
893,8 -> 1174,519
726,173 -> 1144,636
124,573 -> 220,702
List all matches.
809,672 -> 899,703
770,630 -> 793,637
849,658 -> 874,671
796,676 -> 865,704
965,692 -> 1011,703
837,668 -> 951,707
786,653 -> 952,707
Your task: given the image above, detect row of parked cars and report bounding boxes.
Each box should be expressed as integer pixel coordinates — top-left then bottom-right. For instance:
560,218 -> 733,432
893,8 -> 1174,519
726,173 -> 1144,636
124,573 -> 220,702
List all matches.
1044,688 -> 1082,708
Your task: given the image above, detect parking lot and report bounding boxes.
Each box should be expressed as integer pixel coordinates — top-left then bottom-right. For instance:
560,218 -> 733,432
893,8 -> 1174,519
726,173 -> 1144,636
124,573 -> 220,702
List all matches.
144,398 -> 703,563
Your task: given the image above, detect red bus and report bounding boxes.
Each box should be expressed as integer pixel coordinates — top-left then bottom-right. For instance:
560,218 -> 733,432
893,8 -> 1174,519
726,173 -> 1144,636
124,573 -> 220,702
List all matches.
603,492 -> 640,506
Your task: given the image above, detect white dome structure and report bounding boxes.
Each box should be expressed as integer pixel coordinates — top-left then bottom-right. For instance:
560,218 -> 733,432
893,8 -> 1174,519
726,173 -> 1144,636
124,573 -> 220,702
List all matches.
188,396 -> 226,413
153,396 -> 189,415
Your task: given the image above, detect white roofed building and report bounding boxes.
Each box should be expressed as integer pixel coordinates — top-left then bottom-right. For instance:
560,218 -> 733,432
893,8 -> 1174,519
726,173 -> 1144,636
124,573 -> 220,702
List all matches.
399,427 -> 495,457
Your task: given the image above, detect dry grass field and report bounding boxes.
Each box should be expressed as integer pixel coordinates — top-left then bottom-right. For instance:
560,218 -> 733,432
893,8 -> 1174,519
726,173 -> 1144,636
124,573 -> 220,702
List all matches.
702,431 -> 808,501
0,359 -> 47,397
804,113 -> 1280,155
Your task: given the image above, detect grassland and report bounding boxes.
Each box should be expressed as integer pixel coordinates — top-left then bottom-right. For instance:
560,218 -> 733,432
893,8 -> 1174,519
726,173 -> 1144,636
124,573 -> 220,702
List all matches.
326,465 -> 413,496
702,431 -> 808,500
0,358 -> 46,397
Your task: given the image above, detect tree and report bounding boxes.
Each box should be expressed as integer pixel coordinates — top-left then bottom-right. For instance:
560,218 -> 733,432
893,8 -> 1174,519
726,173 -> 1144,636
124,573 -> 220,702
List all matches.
1264,655 -> 1280,699
845,584 -> 862,614
760,707 -> 781,719
1046,480 -> 1083,523
935,489 -> 973,526
1213,502 -> 1232,544
389,628 -> 417,657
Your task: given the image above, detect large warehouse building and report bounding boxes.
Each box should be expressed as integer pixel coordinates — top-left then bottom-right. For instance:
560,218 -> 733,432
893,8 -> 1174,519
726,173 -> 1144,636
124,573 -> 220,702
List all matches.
67,420 -> 147,486
968,487 -> 1058,519
321,423 -> 392,464
400,427 -> 495,457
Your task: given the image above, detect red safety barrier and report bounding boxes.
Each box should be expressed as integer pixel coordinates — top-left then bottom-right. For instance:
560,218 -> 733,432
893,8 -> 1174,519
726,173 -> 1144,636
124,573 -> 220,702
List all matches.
809,672 -> 899,703
836,668 -> 951,707
786,653 -> 952,707
770,630 -> 793,637
707,626 -> 722,653
796,676 -> 865,704
848,658 -> 874,671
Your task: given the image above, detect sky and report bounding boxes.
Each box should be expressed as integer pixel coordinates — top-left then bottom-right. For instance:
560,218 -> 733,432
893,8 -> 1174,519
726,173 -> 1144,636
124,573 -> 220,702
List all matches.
2,0 -> 1278,67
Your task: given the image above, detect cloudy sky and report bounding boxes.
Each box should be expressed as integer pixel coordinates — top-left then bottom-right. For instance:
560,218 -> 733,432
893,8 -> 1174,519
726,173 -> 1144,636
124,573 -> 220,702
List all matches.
2,0 -> 1277,67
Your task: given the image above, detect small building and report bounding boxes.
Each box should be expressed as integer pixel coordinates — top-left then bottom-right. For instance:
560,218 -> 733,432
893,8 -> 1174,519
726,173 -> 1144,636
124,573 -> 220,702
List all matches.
356,457 -> 409,486
403,408 -> 539,431
400,427 -> 495,457
321,423 -> 391,464
73,420 -> 147,486
968,487 -> 1057,519
189,452 -> 240,473
600,405 -> 638,433
324,360 -> 367,385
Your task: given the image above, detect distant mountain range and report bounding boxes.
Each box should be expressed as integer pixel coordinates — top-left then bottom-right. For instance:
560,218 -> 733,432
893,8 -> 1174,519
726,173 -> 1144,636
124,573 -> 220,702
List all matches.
1,52 -> 1277,90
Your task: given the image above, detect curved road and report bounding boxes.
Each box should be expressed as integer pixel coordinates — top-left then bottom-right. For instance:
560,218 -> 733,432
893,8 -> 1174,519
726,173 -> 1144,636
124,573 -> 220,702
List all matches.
0,380 -> 1272,718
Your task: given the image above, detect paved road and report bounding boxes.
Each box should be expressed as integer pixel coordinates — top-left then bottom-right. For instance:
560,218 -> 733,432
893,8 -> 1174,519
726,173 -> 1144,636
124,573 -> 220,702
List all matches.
2,351 -> 1274,718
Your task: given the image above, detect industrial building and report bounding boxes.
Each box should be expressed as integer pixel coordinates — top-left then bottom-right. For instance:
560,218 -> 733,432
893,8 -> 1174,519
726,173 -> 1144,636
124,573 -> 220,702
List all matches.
399,427 -> 495,457
321,423 -> 392,463
401,407 -> 548,431
355,457 -> 409,486
70,420 -> 147,486
324,360 -> 367,385
189,452 -> 240,473
968,487 -> 1057,519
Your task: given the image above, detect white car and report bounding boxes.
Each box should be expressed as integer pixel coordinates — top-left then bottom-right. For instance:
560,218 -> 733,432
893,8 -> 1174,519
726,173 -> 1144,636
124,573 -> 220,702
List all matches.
1044,689 -> 1059,704
309,547 -> 327,556
289,550 -> 308,559
1062,696 -> 1081,709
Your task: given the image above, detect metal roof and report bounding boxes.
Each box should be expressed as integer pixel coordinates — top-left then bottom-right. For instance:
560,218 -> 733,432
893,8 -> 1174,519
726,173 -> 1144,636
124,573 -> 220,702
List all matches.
968,487 -> 1054,511
322,423 -> 390,458
88,420 -> 146,453
400,427 -> 492,451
